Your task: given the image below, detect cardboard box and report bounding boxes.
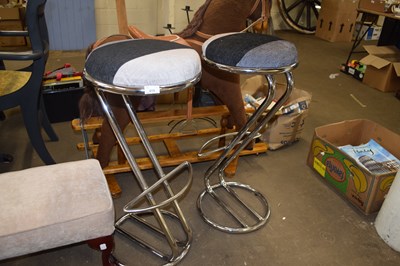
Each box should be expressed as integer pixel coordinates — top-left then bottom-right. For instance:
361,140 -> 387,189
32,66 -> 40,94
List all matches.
0,21 -> 25,46
0,7 -> 22,20
354,22 -> 382,40
262,87 -> 311,150
359,45 -> 400,92
0,7 -> 25,47
307,119 -> 400,214
315,0 -> 359,42
358,0 -> 386,12
241,77 -> 312,150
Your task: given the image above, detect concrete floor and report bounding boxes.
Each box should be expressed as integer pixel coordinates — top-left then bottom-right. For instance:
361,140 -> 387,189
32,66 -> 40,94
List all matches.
1,30 -> 400,266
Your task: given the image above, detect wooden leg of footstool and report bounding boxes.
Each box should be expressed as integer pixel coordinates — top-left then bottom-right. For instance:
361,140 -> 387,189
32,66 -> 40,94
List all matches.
87,235 -> 116,266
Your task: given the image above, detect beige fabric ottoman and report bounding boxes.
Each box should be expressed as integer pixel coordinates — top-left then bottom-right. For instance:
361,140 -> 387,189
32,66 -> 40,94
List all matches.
0,159 -> 115,265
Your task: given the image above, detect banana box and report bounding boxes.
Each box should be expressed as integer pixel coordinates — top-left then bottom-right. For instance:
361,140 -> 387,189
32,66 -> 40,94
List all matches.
307,119 -> 400,215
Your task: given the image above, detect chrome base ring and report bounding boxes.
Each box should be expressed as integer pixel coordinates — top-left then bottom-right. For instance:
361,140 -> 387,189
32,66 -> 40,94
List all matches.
114,210 -> 192,266
197,182 -> 271,233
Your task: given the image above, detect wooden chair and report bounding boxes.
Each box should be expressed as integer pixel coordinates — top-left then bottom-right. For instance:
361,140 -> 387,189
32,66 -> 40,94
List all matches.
0,0 -> 58,165
0,110 -> 13,163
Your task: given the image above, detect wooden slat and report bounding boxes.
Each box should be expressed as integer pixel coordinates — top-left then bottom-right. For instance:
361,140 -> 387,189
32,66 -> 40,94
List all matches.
71,105 -> 230,131
100,142 -> 268,175
138,105 -> 229,123
76,127 -> 222,150
71,116 -> 103,131
72,104 -> 264,177
163,139 -> 182,157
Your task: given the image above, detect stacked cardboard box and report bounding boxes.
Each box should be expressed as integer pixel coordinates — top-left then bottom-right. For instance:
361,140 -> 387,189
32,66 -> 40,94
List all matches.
315,0 -> 359,42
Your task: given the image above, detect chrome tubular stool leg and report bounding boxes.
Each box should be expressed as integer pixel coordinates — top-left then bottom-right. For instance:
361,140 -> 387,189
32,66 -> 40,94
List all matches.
198,32 -> 298,233
84,39 -> 201,265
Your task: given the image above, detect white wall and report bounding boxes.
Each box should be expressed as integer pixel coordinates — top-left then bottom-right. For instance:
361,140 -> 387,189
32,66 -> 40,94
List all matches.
94,0 -> 158,38
94,0 -> 289,39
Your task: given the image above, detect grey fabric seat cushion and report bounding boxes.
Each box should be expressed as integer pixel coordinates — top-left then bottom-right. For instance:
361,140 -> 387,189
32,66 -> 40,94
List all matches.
85,39 -> 201,88
202,32 -> 298,69
0,159 -> 115,260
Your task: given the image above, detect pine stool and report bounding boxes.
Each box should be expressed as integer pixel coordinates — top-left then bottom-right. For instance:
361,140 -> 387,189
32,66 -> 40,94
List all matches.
84,39 -> 201,264
198,32 -> 298,233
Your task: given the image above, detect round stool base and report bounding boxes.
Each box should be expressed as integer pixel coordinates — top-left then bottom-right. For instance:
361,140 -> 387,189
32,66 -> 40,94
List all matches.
114,210 -> 192,266
197,182 -> 271,233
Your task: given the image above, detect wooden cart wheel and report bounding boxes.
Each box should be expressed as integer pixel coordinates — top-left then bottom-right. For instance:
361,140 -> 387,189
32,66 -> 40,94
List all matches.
278,0 -> 322,34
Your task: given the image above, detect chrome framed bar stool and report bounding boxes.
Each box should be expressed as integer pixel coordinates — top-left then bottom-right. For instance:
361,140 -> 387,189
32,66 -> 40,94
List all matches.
84,39 -> 201,265
198,32 -> 298,233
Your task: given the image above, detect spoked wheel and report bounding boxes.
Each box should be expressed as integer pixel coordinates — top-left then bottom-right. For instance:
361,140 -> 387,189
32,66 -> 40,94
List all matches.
278,0 -> 322,34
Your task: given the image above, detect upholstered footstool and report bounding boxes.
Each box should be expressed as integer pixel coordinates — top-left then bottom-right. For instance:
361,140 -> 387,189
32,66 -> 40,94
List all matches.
0,159 -> 115,265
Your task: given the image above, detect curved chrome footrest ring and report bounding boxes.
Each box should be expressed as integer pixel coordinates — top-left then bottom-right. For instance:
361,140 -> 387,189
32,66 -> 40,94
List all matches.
114,210 -> 192,266
197,181 -> 271,233
198,132 -> 262,158
123,161 -> 193,214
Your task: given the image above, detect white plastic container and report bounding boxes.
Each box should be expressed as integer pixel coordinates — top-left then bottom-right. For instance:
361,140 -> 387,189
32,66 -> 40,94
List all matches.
375,171 -> 400,252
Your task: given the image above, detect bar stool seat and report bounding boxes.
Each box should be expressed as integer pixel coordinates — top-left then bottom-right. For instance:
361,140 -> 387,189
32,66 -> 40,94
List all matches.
84,39 -> 201,265
198,32 -> 298,233
85,39 -> 201,95
202,32 -> 297,72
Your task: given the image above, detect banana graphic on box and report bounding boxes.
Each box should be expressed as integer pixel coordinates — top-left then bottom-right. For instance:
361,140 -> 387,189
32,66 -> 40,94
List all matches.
380,175 -> 395,192
344,158 -> 368,193
312,139 -> 334,157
